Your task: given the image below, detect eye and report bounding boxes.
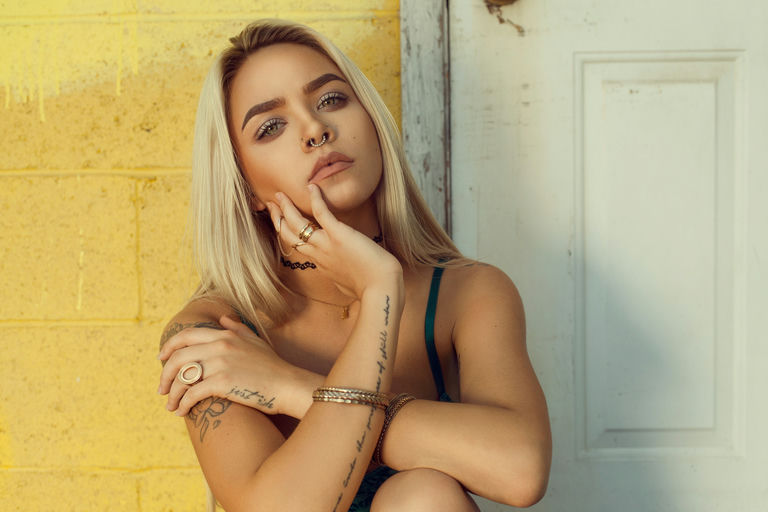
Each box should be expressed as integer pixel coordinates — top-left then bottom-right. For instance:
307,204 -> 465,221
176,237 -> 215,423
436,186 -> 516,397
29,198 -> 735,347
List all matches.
317,92 -> 347,110
256,118 -> 285,140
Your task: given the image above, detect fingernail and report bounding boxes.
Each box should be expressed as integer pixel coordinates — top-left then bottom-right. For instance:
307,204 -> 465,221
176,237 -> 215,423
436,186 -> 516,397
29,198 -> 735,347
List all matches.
275,192 -> 285,201
157,385 -> 162,394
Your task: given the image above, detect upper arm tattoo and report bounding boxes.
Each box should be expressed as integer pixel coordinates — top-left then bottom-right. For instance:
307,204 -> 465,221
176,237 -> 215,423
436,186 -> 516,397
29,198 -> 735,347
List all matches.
187,397 -> 233,443
159,320 -> 223,350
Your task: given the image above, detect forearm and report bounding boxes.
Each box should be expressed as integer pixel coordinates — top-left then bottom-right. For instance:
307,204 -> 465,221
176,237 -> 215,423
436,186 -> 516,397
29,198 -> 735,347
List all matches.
381,399 -> 551,507
237,282 -> 404,511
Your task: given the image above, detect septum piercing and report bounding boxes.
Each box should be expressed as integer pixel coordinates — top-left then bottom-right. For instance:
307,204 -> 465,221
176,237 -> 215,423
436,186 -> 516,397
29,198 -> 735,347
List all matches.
309,134 -> 327,147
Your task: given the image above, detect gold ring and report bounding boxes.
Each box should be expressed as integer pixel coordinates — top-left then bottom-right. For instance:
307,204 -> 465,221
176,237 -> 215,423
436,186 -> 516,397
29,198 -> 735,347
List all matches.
177,362 -> 203,385
275,217 -> 294,256
298,222 -> 319,243
292,240 -> 307,250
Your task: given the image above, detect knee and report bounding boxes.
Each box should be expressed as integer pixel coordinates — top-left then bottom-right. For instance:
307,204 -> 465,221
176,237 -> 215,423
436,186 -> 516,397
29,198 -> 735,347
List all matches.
370,468 -> 479,512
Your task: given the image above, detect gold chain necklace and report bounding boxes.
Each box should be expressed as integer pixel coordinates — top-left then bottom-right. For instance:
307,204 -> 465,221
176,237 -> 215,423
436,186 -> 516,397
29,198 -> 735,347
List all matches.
294,291 -> 356,319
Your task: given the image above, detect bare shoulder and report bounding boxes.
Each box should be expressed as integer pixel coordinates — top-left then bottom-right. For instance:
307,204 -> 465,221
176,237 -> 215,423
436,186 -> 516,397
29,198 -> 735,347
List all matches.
159,296 -> 237,350
442,261 -> 524,320
436,260 -> 527,359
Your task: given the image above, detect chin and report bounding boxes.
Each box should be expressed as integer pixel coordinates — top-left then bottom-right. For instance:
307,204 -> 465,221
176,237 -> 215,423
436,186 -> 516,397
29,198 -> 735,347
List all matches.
316,175 -> 379,212
319,185 -> 377,217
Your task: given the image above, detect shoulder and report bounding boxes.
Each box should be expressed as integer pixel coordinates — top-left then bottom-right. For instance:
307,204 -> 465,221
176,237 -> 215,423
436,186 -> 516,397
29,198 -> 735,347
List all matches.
443,261 -> 523,312
440,261 -> 525,343
159,296 -> 238,350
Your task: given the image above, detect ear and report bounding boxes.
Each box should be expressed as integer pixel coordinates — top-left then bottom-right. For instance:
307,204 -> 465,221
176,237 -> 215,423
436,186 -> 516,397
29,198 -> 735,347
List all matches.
240,175 -> 265,213
250,195 -> 267,213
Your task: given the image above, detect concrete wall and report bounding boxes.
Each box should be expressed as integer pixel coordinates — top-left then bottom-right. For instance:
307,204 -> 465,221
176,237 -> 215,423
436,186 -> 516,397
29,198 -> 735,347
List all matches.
0,1 -> 400,509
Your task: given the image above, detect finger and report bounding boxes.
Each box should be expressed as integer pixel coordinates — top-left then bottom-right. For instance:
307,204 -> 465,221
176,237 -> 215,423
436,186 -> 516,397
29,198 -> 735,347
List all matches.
165,352 -> 220,411
158,324 -> 225,361
219,315 -> 257,340
165,377 -> 191,412
275,192 -> 311,236
307,183 -> 339,229
265,201 -> 283,232
175,377 -> 228,417
159,342 -> 220,395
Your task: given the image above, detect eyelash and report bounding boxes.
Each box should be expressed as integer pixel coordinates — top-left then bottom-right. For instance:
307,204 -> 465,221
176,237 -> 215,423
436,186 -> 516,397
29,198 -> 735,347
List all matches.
254,92 -> 348,141
256,118 -> 284,140
317,91 -> 347,109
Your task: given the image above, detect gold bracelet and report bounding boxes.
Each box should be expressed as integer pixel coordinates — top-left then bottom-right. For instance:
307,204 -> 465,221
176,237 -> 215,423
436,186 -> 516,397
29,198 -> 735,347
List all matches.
312,387 -> 389,410
373,393 -> 415,465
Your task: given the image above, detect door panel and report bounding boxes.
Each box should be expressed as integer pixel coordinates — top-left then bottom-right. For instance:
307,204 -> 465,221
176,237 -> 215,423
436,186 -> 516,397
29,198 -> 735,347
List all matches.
449,1 -> 766,510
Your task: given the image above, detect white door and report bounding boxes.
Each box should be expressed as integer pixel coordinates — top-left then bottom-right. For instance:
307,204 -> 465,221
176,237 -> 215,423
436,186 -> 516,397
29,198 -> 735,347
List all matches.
449,1 -> 768,510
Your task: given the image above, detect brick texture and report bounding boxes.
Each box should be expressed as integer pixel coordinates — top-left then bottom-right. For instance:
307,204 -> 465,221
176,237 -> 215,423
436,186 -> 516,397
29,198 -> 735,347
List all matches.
0,1 -> 400,509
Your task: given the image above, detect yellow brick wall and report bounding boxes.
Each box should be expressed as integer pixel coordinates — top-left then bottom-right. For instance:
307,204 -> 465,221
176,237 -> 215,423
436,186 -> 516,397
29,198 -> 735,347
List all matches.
0,1 -> 400,509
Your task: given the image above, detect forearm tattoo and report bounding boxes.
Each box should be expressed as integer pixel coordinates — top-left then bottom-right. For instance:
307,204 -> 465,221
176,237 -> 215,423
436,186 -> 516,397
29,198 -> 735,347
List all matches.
332,295 -> 391,512
227,386 -> 276,409
187,397 -> 232,443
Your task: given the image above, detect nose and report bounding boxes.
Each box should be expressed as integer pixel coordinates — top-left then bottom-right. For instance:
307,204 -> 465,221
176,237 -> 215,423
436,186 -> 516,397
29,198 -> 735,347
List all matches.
301,118 -> 334,152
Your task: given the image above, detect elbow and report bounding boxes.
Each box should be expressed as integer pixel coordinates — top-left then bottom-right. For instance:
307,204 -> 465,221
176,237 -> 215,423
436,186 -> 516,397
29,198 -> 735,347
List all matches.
497,442 -> 551,507
499,470 -> 549,508
505,471 -> 549,508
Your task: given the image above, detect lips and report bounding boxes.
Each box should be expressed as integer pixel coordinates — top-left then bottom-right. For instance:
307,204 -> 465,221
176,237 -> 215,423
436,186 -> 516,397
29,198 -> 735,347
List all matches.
309,151 -> 354,184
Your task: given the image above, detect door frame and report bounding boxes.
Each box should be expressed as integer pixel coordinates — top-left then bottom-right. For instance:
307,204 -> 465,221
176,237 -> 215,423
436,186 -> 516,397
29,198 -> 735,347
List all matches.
400,0 -> 451,233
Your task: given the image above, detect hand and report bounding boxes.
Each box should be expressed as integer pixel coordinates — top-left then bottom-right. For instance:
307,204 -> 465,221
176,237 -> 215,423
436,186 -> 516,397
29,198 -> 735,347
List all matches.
158,316 -> 299,417
267,184 -> 403,299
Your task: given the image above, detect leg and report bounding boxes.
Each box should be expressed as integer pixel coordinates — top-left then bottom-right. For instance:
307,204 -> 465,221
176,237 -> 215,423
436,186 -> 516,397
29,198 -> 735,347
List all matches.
370,468 -> 480,512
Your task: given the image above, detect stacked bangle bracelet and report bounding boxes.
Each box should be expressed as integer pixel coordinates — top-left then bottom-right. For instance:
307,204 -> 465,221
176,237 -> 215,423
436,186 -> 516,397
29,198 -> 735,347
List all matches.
312,386 -> 390,410
373,393 -> 416,465
312,387 -> 416,466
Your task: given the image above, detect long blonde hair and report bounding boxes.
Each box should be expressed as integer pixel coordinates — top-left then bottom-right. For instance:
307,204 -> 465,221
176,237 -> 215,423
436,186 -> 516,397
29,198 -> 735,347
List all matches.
190,19 -> 461,329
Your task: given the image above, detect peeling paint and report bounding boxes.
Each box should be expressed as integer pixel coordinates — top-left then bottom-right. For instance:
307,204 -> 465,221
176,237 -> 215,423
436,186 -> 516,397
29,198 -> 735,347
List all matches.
484,0 -> 525,36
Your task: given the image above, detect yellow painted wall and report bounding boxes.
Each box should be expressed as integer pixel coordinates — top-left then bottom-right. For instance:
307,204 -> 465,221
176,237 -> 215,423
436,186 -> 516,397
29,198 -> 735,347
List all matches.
0,1 -> 400,509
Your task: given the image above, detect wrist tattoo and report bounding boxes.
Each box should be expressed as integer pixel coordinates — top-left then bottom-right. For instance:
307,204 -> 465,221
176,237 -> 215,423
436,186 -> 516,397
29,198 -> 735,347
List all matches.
227,386 -> 276,409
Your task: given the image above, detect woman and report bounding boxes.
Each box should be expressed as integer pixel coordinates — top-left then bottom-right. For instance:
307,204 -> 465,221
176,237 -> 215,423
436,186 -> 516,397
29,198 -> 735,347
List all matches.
157,19 -> 551,512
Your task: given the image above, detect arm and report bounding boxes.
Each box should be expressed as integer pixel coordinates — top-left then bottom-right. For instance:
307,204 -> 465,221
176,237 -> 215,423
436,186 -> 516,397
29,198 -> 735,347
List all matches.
157,186 -> 405,512
378,264 -> 551,507
177,285 -> 401,512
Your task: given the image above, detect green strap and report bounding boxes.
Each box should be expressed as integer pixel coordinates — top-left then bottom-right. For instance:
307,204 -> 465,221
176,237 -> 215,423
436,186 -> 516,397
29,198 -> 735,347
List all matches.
425,267 -> 450,401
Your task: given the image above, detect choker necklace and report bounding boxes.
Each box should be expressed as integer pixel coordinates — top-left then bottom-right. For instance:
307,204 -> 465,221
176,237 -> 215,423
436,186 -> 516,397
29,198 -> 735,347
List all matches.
280,231 -> 384,271
281,256 -> 316,270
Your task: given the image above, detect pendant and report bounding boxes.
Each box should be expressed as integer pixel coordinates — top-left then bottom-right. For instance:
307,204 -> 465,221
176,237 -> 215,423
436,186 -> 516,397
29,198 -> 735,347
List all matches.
341,306 -> 349,319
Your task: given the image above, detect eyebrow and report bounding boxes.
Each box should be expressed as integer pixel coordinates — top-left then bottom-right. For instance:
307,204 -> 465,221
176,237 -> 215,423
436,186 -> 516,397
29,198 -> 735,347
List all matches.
303,73 -> 347,94
240,73 -> 348,132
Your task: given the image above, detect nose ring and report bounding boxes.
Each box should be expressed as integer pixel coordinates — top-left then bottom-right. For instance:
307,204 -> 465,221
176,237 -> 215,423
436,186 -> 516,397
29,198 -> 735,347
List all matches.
308,134 -> 327,148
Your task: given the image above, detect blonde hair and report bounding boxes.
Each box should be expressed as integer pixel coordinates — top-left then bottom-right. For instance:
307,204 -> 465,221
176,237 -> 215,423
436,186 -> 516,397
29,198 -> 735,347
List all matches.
191,19 -> 462,329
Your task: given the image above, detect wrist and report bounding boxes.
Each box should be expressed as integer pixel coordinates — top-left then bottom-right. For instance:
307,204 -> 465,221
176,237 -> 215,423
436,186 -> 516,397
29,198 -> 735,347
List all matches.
359,257 -> 403,294
361,272 -> 405,308
280,366 -> 324,418
374,394 -> 416,465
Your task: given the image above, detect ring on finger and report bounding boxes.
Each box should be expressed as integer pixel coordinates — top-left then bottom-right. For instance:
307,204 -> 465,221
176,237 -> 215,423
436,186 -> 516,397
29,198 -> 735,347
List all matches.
292,240 -> 307,250
275,217 -> 294,257
298,222 -> 319,243
177,362 -> 204,385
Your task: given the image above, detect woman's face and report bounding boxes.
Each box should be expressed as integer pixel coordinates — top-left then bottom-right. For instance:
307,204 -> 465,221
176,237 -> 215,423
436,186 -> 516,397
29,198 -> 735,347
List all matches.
228,43 -> 383,217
